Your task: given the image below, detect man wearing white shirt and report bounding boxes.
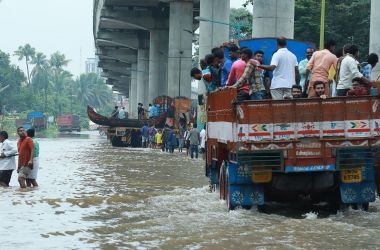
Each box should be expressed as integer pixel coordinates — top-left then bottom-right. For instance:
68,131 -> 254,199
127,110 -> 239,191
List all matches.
0,131 -> 17,187
260,37 -> 300,100
337,44 -> 371,96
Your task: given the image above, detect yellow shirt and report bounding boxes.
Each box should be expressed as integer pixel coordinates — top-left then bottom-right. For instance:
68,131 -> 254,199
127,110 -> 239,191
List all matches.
156,133 -> 162,144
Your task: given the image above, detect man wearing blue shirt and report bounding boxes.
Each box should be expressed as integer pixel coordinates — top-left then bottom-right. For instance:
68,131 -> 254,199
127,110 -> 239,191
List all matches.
221,44 -> 240,86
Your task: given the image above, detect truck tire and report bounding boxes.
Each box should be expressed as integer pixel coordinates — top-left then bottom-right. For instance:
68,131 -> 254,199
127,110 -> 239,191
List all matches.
225,168 -> 235,210
111,136 -> 123,147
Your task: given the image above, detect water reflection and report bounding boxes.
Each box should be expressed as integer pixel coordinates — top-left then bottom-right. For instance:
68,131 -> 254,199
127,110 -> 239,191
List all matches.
1,132 -> 380,249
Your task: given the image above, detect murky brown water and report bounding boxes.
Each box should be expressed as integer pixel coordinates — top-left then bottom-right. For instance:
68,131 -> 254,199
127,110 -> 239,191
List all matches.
1,131 -> 380,249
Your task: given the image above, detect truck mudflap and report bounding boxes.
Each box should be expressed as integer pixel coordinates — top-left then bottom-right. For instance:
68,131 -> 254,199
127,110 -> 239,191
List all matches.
226,162 -> 264,209
337,148 -> 377,204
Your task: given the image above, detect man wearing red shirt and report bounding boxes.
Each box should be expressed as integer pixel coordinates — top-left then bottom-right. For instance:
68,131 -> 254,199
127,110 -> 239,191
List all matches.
226,48 -> 250,101
17,127 -> 34,188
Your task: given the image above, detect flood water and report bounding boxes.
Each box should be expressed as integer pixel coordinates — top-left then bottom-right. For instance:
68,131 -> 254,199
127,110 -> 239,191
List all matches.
1,132 -> 380,249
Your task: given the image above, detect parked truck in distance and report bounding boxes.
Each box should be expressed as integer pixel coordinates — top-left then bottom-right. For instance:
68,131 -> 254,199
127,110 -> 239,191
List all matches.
15,112 -> 47,131
56,115 -> 81,132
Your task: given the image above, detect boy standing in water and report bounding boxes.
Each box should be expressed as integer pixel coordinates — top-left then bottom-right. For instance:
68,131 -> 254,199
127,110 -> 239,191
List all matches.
26,128 -> 39,187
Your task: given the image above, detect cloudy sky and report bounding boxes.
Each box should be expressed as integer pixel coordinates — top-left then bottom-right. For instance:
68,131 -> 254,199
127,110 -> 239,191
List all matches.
0,0 -> 250,77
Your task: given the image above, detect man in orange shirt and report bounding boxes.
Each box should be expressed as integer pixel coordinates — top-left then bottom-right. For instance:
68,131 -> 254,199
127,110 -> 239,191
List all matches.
304,39 -> 338,97
16,127 -> 34,188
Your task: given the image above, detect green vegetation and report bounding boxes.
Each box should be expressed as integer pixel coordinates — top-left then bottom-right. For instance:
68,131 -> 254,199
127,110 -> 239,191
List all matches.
0,44 -> 114,134
244,0 -> 370,59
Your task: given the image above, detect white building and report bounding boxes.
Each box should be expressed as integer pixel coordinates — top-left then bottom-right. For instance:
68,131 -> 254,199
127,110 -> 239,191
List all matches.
85,57 -> 101,75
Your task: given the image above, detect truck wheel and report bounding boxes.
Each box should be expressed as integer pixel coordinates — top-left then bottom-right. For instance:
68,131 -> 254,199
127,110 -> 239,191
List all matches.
219,161 -> 226,200
111,136 -> 123,147
225,168 -> 235,210
352,203 -> 369,211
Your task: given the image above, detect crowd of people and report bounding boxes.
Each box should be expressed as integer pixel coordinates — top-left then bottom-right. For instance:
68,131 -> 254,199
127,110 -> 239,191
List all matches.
140,122 -> 206,159
110,102 -> 161,120
0,127 -> 39,188
191,37 -> 379,101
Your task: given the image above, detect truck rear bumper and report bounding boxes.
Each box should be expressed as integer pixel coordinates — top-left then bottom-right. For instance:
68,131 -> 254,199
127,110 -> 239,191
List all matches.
271,172 -> 336,193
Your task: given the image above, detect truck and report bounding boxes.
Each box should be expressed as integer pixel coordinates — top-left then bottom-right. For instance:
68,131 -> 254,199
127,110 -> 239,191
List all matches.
15,112 -> 47,131
56,115 -> 81,132
206,89 -> 380,211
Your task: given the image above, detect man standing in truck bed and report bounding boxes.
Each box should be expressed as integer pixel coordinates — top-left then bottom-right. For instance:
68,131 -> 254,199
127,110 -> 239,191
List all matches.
259,37 -> 299,100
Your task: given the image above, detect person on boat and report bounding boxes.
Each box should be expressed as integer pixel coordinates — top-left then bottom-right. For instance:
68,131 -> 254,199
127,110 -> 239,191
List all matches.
137,103 -> 145,120
118,107 -> 126,119
26,128 -> 39,187
150,104 -> 159,118
148,104 -> 153,118
111,106 -> 119,118
0,131 -> 17,187
16,126 -> 34,188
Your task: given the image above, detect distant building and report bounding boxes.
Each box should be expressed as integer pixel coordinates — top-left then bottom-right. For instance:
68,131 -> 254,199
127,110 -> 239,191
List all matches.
85,57 -> 101,75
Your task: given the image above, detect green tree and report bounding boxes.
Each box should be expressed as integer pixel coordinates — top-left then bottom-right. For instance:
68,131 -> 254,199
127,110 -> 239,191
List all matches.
31,52 -> 50,111
75,73 -> 112,108
14,44 -> 35,86
0,50 -> 26,112
230,8 -> 252,40
243,0 -> 370,59
49,51 -> 69,70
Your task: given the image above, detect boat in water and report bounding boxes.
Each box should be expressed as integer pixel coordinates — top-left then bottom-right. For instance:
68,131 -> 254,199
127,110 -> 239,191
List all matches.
87,106 -> 166,128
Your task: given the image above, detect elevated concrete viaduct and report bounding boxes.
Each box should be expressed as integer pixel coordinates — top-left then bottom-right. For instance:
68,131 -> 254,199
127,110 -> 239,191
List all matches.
94,0 -> 231,117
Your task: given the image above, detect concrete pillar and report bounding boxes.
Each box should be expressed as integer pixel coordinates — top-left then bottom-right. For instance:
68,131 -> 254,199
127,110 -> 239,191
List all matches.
167,0 -> 193,98
137,48 -> 149,106
252,0 -> 294,38
199,0 -> 230,61
130,63 -> 138,118
370,0 -> 380,80
148,29 -> 169,101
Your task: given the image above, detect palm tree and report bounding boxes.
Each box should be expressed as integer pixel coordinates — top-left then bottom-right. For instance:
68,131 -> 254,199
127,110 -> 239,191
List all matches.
75,73 -> 112,108
31,52 -> 49,111
49,51 -> 69,70
49,70 -> 72,114
14,44 -> 36,85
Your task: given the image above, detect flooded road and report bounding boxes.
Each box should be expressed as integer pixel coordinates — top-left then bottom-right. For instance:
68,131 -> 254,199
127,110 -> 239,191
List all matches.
1,132 -> 380,249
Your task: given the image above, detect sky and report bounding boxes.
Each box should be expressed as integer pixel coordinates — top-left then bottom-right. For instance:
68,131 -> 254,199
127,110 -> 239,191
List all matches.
0,0 -> 250,77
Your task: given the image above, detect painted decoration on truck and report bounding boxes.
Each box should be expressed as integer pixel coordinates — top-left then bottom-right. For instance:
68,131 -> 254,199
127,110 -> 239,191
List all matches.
321,121 -> 345,137
297,122 -> 320,138
345,120 -> 370,137
371,119 -> 380,136
273,123 -> 295,140
237,124 -> 249,141
249,124 -> 273,141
